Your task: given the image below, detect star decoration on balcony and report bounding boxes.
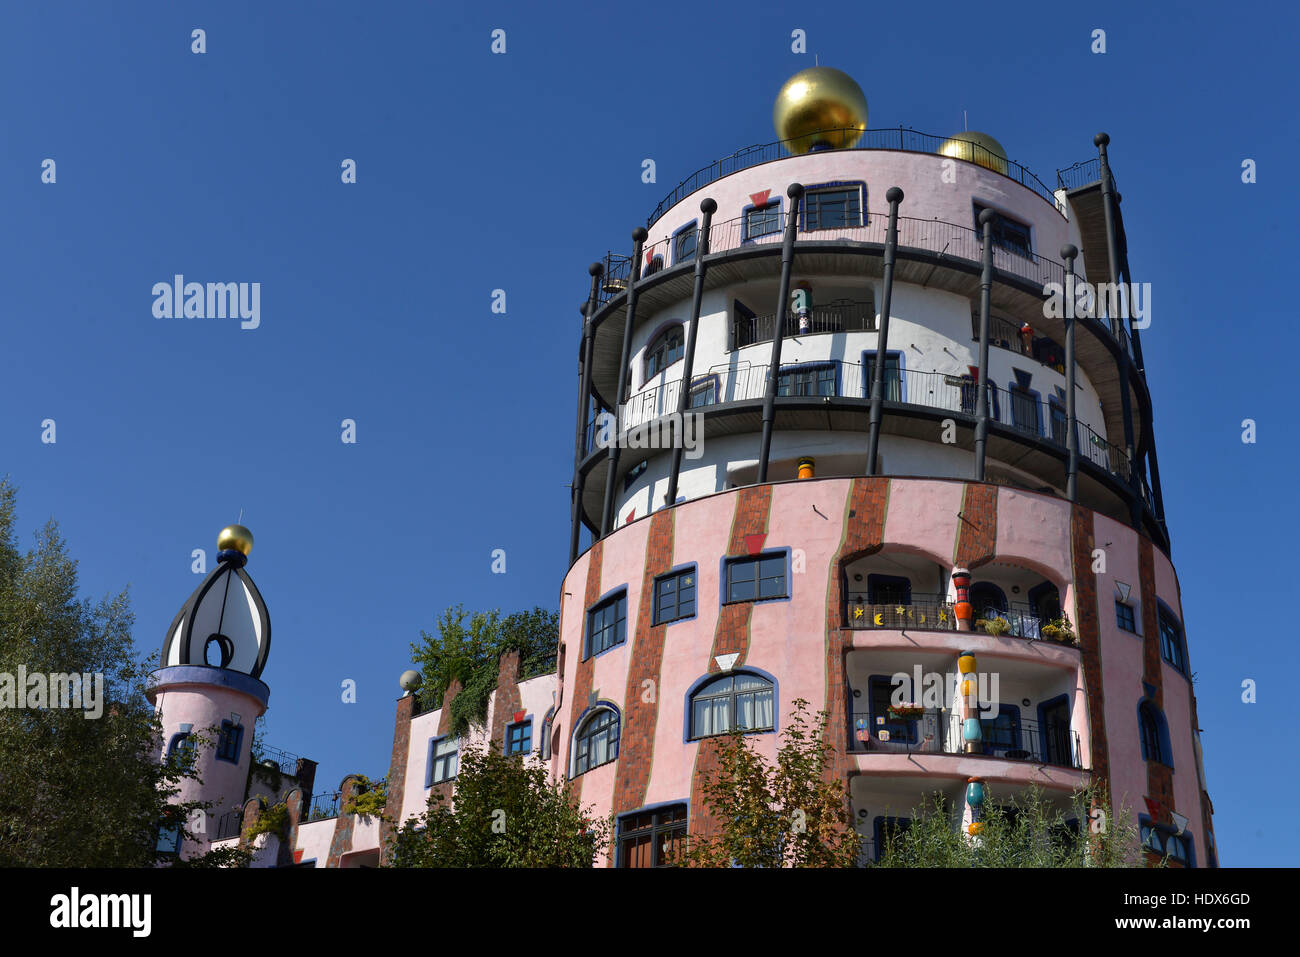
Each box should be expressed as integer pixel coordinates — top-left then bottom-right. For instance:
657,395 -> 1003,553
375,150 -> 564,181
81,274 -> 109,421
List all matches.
895,606 -> 907,617
939,609 -> 949,621
853,606 -> 863,619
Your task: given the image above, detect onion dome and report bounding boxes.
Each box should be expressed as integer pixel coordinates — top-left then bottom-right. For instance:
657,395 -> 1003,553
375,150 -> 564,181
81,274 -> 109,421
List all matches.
938,131 -> 1008,175
773,67 -> 868,154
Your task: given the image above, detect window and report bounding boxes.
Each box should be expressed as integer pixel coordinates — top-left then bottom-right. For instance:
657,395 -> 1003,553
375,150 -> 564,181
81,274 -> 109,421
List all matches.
1142,820 -> 1192,866
429,737 -> 458,785
585,592 -> 628,659
777,363 -> 836,397
1138,702 -> 1164,764
744,201 -> 781,240
216,720 -> 243,763
619,804 -> 688,867
673,223 -> 697,264
623,459 -> 648,492
724,552 -> 787,603
645,325 -> 684,379
804,185 -> 863,231
867,574 -> 911,606
1049,400 -> 1069,446
688,378 -> 716,408
1010,386 -> 1041,435
540,708 -> 554,758
980,706 -> 1022,755
156,823 -> 182,856
574,707 -> 620,775
167,732 -> 196,772
506,719 -> 532,756
973,202 -> 1032,257
969,582 -> 1007,620
1158,606 -> 1186,673
1115,600 -> 1136,633
868,675 -> 916,744
653,567 -> 697,625
862,352 -> 902,402
644,254 -> 664,276
731,299 -> 759,349
689,672 -> 775,739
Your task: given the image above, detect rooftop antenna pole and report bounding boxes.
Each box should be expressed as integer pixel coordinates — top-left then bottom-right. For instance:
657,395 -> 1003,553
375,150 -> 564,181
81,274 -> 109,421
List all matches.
963,110 -> 968,131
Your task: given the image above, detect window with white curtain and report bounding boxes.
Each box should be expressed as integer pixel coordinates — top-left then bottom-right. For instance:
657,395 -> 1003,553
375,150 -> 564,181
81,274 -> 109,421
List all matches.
573,708 -> 620,775
689,672 -> 775,740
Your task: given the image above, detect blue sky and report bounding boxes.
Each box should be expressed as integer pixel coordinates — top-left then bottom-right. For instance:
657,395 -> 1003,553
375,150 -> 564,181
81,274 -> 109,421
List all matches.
2,1 -> 1295,866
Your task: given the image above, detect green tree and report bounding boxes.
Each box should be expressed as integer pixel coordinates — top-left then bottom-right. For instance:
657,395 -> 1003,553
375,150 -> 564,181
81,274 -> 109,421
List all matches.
387,746 -> 609,867
409,605 -> 558,737
683,699 -> 861,867
0,478 -> 244,867
873,783 -> 1140,867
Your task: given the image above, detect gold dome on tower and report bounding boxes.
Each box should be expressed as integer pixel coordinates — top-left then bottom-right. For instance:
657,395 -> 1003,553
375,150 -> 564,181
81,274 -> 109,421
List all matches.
218,524 -> 254,557
773,67 -> 868,154
938,131 -> 1008,175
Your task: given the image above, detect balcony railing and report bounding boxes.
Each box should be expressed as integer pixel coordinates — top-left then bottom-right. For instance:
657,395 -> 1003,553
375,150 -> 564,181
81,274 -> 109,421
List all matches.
734,298 -> 876,348
645,127 -> 1061,225
251,744 -> 300,776
845,592 -> 955,631
851,709 -> 1083,770
1055,158 -> 1107,193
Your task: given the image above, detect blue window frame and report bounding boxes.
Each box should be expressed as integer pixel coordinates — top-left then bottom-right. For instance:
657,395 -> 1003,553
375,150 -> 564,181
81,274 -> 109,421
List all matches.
1009,384 -> 1042,435
861,350 -> 903,402
645,324 -> 684,380
724,552 -> 787,603
653,566 -> 697,625
540,708 -> 554,758
1140,817 -> 1194,866
505,719 -> 532,756
156,822 -> 182,855
623,459 -> 648,492
868,675 -> 916,744
428,736 -> 458,785
1139,701 -> 1165,765
688,375 -> 717,409
216,720 -> 243,763
573,707 -> 620,775
776,362 -> 837,397
1158,605 -> 1186,673
1048,398 -> 1070,446
689,672 -> 775,739
973,202 -> 1032,257
803,184 -> 864,231
584,591 -> 628,659
618,803 -> 688,867
672,221 -> 698,264
980,705 -> 1022,755
743,201 -> 781,240
1115,600 -> 1136,633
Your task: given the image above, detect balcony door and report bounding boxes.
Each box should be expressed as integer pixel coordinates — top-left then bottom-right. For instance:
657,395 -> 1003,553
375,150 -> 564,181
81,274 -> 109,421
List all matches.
1040,698 -> 1072,767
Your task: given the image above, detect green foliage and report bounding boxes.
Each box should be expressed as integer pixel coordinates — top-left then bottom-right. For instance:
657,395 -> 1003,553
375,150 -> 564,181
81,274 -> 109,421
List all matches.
1041,615 -> 1078,646
244,801 -> 291,843
389,746 -> 610,867
683,699 -> 861,868
976,617 -> 1011,636
0,477 -> 221,867
873,783 -> 1140,867
409,605 -> 558,737
341,776 -> 388,819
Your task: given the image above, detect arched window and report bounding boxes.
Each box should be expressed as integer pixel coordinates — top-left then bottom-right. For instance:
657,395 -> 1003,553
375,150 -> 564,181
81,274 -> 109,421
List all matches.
1139,701 -> 1164,764
573,707 -> 620,775
540,707 -> 555,758
969,582 -> 1007,620
644,325 -> 684,380
689,672 -> 774,739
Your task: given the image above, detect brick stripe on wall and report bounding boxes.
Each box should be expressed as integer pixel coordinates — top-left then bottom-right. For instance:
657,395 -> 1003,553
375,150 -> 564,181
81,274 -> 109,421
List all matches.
1070,504 -> 1110,789
954,482 -> 998,569
379,694 -> 414,863
1138,537 -> 1177,836
491,650 -> 524,751
564,541 -> 604,805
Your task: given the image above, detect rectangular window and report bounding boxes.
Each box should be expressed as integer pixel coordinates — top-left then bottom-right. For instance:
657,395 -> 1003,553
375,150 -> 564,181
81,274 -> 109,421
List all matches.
980,707 -> 1022,755
725,552 -> 787,603
776,364 -> 836,397
673,225 -> 697,264
868,676 -> 916,744
863,353 -> 901,402
430,737 -> 458,784
585,592 -> 628,658
1049,402 -> 1069,446
618,804 -> 688,867
1115,601 -> 1136,633
505,720 -> 532,756
804,186 -> 863,231
652,567 -> 697,625
973,202 -> 1033,257
744,202 -> 781,239
689,378 -> 717,409
216,721 -> 242,763
1010,387 -> 1040,434
1158,609 -> 1185,672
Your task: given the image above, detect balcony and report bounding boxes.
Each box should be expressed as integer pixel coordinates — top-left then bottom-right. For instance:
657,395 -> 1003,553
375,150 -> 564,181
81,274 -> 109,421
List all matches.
734,297 -> 876,348
850,709 -> 1083,770
845,593 -> 956,632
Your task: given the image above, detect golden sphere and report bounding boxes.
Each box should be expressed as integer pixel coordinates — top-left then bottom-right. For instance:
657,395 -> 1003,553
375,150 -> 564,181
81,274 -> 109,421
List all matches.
773,67 -> 868,154
217,524 -> 254,557
938,131 -> 1008,175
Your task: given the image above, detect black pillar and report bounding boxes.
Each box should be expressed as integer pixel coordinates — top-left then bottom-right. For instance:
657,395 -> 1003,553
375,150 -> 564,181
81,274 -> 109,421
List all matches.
867,187 -> 904,475
569,263 -> 604,564
1062,244 -> 1080,503
665,198 -> 717,508
600,228 -> 648,538
973,208 -> 995,482
756,183 -> 804,484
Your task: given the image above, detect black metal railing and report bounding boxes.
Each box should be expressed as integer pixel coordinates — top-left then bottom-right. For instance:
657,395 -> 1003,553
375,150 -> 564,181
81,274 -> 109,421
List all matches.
1055,158 -> 1106,193
970,603 -> 1045,640
850,709 -> 1083,769
733,298 -> 876,349
251,744 -> 300,776
308,790 -> 341,821
845,593 -> 956,631
646,127 -> 1061,225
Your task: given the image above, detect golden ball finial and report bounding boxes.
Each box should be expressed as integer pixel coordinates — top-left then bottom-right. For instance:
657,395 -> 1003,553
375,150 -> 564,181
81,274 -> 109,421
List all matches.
938,131 -> 1008,175
773,67 -> 868,155
218,524 -> 254,557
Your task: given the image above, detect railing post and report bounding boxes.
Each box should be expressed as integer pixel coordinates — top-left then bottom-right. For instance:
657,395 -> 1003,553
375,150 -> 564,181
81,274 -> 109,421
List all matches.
1095,133 -> 1143,531
569,263 -> 603,565
665,198 -> 717,508
757,183 -> 804,484
973,209 -> 996,482
600,229 -> 648,538
1062,243 -> 1081,503
867,187 -> 904,475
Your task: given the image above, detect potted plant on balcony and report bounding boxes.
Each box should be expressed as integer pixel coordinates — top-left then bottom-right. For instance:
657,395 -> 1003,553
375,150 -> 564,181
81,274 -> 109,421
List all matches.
1041,615 -> 1078,646
976,617 -> 1011,637
888,703 -> 925,721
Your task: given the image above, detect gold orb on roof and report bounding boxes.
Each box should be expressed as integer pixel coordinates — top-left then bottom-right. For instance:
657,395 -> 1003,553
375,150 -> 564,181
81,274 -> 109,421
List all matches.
939,131 -> 1008,175
218,524 -> 254,557
773,67 -> 868,154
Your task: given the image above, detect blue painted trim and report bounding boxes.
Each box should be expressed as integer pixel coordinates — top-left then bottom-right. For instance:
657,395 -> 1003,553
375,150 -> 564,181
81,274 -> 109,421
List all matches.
672,219 -> 699,265
740,196 -> 783,243
504,715 -> 534,756
216,720 -> 244,764
971,199 -> 1035,257
1155,598 -> 1189,676
682,665 -> 779,743
583,586 -> 629,661
1115,599 -> 1139,634
980,703 -> 1023,754
166,731 -> 191,759
868,674 -> 918,744
1007,377 -> 1045,436
148,665 -> 270,708
539,706 -> 556,757
651,562 -> 699,627
425,734 -> 459,788
799,180 -> 868,231
866,573 -> 911,605
641,320 -> 686,386
719,547 -> 792,607
614,798 -> 691,867
568,700 -> 621,777
859,349 -> 906,403
1137,698 -> 1174,770
1139,814 -> 1196,867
